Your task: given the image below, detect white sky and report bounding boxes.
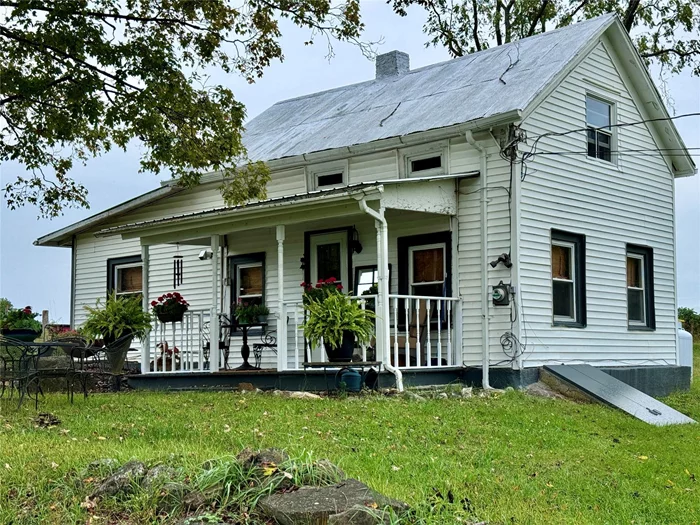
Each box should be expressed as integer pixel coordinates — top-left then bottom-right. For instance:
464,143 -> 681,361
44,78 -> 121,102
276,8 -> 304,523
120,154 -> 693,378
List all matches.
0,2 -> 698,322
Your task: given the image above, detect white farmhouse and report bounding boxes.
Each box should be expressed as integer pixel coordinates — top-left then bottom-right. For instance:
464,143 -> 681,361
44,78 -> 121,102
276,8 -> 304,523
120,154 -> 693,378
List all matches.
36,14 -> 695,394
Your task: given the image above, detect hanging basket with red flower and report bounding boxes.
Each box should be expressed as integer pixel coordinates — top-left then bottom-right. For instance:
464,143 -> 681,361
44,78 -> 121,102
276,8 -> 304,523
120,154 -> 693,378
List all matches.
151,292 -> 189,323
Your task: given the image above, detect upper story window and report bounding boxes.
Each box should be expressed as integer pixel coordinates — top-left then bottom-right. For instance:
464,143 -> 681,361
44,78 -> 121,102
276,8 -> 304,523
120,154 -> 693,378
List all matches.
586,95 -> 613,162
107,256 -> 143,299
551,230 -> 586,328
626,244 -> 655,330
407,152 -> 444,177
309,161 -> 348,190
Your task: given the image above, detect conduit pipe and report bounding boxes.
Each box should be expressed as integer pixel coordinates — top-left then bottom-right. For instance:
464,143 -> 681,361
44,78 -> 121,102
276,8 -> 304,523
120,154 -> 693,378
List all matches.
466,131 -> 491,390
358,196 -> 404,392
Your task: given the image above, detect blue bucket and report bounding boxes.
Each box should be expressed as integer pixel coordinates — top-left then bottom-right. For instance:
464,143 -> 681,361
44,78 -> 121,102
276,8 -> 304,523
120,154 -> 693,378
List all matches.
338,368 -> 362,392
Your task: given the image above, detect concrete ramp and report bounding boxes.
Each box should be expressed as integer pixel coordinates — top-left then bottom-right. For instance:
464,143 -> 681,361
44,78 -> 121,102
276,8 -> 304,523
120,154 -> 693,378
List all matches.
543,364 -> 695,426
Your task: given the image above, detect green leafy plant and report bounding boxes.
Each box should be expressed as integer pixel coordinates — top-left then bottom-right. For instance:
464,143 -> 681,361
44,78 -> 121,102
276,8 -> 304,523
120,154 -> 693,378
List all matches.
679,307 -> 700,339
0,299 -> 42,332
302,293 -> 375,349
82,292 -> 151,343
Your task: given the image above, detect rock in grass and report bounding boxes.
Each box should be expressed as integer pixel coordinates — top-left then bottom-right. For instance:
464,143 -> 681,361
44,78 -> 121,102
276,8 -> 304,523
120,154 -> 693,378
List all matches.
84,458 -> 120,476
182,485 -> 221,511
142,464 -> 179,491
328,504 -> 393,524
461,387 -> 473,398
155,482 -> 189,513
403,392 -> 426,402
91,460 -> 146,498
259,479 -> 408,525
236,448 -> 289,469
175,514 -> 224,525
289,391 -> 322,399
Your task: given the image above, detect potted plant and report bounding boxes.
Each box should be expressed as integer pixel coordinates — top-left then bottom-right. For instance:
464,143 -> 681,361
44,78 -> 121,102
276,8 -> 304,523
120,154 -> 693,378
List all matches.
82,292 -> 151,375
255,304 -> 270,324
151,292 -> 189,323
302,293 -> 375,362
300,277 -> 343,305
0,299 -> 43,342
234,299 -> 264,325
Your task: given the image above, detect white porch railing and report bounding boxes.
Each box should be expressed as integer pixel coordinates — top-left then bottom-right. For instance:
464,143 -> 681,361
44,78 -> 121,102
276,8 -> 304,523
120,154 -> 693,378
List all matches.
146,308 -> 211,374
284,294 -> 460,370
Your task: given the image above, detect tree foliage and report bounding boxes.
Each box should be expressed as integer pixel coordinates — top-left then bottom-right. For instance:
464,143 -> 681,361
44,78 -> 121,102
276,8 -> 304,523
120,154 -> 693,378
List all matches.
0,0 -> 365,217
390,0 -> 700,75
679,306 -> 700,338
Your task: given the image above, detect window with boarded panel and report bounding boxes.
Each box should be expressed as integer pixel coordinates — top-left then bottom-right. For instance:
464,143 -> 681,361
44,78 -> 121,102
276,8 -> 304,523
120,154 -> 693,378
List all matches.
626,245 -> 654,330
551,230 -> 586,328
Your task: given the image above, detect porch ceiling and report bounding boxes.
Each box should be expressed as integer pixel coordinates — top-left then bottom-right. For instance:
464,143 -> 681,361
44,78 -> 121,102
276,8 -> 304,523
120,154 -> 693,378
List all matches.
96,173 -> 476,245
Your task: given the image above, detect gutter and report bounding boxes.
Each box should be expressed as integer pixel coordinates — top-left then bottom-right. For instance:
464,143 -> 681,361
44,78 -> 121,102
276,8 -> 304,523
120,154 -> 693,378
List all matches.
358,195 -> 404,392
465,131 -> 492,390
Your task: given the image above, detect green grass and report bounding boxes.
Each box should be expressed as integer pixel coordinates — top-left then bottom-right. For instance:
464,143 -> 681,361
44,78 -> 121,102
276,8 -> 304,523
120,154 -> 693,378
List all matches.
1,346 -> 698,525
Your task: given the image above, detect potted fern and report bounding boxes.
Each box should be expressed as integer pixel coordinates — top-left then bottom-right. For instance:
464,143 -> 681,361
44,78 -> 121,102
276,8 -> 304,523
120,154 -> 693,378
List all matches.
82,292 -> 152,374
302,293 -> 375,362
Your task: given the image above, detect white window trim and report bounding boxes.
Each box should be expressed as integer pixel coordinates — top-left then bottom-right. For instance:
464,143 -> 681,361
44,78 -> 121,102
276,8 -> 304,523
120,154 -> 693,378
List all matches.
236,262 -> 263,302
308,160 -> 349,190
626,253 -> 646,326
408,242 -> 447,294
585,93 -> 617,165
552,240 -> 576,323
113,262 -> 143,297
398,142 -> 448,178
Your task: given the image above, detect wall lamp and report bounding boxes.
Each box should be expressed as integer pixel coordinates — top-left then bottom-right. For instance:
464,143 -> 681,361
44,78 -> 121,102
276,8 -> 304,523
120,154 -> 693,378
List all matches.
489,252 -> 512,268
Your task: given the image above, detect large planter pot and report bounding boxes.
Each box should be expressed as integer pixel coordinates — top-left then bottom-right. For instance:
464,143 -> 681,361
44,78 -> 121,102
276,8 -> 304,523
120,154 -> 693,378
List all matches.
323,331 -> 355,363
104,335 -> 134,374
0,329 -> 41,342
156,309 -> 187,323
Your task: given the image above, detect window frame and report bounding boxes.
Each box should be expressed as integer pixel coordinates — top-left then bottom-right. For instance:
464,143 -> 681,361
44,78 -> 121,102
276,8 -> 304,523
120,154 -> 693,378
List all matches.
407,151 -> 445,177
304,227 -> 354,293
408,242 -> 447,296
551,240 -> 577,324
585,94 -> 615,164
308,160 -> 348,190
626,244 -> 655,330
398,142 -> 448,178
229,252 -> 266,320
106,255 -> 143,298
551,230 -> 586,328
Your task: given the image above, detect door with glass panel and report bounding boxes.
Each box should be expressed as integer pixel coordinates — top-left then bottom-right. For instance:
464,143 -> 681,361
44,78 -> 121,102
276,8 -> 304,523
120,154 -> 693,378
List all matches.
309,231 -> 349,290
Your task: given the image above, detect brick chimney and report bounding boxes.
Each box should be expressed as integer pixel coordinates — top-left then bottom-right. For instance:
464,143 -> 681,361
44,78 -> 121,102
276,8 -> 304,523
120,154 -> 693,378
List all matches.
375,51 -> 410,79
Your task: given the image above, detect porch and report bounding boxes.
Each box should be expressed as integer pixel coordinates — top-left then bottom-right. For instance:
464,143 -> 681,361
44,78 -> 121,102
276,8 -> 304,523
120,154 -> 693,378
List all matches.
98,176 -> 473,386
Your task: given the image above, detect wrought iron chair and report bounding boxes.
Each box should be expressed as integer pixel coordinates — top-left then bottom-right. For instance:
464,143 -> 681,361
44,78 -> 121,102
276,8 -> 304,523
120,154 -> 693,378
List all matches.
0,335 -> 34,404
73,333 -> 134,394
253,331 -> 277,368
201,314 -> 232,370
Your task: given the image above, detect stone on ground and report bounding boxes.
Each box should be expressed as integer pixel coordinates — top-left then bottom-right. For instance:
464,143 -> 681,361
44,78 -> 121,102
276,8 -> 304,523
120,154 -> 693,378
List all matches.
142,464 -> 179,491
91,460 -> 146,498
237,447 -> 289,469
237,382 -> 256,392
328,504 -> 393,524
289,391 -> 322,399
259,479 -> 408,525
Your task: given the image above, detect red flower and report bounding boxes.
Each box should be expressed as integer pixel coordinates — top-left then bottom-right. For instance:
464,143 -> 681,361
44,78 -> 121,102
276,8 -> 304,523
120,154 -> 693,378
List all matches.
336,284 -> 343,290
173,292 -> 181,298
150,300 -> 157,307
158,296 -> 164,301
326,277 -> 337,283
22,308 -> 32,315
300,282 -> 306,288
166,293 -> 173,298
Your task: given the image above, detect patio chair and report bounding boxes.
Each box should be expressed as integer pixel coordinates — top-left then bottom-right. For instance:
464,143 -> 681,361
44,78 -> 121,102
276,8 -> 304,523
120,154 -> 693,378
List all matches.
201,314 -> 232,370
74,333 -> 134,393
32,344 -> 77,407
253,331 -> 277,368
0,335 -> 33,403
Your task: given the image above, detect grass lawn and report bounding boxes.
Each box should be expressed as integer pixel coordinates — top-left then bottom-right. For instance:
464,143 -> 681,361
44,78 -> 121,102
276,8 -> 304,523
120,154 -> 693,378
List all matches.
1,346 -> 698,525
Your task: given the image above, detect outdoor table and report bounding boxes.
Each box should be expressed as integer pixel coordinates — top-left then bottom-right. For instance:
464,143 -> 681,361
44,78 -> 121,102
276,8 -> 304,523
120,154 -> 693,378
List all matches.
232,322 -> 267,370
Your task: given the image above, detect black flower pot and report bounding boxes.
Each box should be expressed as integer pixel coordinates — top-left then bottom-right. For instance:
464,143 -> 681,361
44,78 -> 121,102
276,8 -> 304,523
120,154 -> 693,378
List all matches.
324,331 -> 355,362
156,310 -> 186,323
0,329 -> 41,342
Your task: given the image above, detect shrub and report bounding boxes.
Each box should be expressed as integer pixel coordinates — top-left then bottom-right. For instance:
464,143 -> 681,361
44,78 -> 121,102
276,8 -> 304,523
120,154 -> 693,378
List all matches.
0,299 -> 42,332
82,292 -> 151,343
678,307 -> 700,339
302,293 -> 375,349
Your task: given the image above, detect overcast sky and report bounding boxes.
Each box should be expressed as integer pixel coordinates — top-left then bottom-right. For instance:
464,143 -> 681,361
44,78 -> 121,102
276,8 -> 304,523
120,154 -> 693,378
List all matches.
1,2 -> 698,323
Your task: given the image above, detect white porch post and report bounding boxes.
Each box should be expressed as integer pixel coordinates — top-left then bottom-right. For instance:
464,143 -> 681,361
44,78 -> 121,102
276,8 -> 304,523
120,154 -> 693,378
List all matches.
140,244 -> 150,374
209,235 -> 220,372
276,225 -> 287,371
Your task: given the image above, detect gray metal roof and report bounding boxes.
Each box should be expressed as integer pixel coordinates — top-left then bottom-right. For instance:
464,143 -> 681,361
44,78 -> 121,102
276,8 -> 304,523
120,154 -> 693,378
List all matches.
243,14 -> 616,162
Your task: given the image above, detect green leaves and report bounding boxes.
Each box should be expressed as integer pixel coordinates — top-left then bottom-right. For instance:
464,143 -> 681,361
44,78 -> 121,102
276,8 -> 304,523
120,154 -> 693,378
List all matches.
82,291 -> 152,341
0,0 -> 365,216
301,293 -> 375,350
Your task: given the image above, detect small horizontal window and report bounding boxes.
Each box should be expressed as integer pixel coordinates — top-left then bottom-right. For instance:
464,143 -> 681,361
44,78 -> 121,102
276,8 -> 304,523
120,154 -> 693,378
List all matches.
410,155 -> 442,173
317,172 -> 344,187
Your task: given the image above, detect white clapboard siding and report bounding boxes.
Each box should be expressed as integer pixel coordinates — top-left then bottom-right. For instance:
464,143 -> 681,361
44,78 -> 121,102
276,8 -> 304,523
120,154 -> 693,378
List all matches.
452,136 -> 516,367
349,150 -> 398,183
517,38 -> 677,367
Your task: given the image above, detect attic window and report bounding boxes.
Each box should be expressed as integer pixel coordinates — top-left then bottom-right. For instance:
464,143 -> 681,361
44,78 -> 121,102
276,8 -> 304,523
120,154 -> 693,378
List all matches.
586,95 -> 613,162
317,172 -> 344,187
410,156 -> 442,173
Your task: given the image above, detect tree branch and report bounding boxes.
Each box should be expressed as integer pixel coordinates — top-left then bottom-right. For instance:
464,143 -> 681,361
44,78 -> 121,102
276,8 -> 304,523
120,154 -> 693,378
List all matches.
527,0 -> 549,36
622,0 -> 642,32
641,47 -> 699,59
0,75 -> 74,106
472,0 -> 482,51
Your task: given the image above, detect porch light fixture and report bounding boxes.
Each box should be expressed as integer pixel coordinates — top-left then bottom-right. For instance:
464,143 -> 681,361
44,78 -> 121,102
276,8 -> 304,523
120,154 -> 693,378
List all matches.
351,227 -> 363,254
198,248 -> 214,260
489,252 -> 512,269
299,256 -> 305,270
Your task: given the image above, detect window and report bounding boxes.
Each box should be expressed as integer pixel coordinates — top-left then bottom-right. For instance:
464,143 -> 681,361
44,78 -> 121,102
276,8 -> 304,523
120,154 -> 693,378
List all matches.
317,172 -> 344,187
551,230 -> 586,327
626,245 -> 655,329
229,253 -> 266,310
399,143 -> 448,178
586,95 -> 612,162
354,265 -> 392,296
410,155 -> 442,174
306,229 -> 351,291
409,243 -> 446,297
107,256 -> 142,298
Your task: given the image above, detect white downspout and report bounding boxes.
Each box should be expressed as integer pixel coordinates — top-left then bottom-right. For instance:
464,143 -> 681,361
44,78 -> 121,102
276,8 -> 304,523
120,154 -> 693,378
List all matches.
466,131 -> 491,390
358,196 -> 404,392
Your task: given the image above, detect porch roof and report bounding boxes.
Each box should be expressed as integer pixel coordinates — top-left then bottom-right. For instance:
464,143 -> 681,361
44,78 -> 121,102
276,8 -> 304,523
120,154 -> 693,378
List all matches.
95,172 -> 477,243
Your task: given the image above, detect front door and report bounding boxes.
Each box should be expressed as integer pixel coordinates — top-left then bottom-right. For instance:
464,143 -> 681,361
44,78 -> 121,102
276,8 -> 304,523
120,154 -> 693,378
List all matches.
309,231 -> 349,291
